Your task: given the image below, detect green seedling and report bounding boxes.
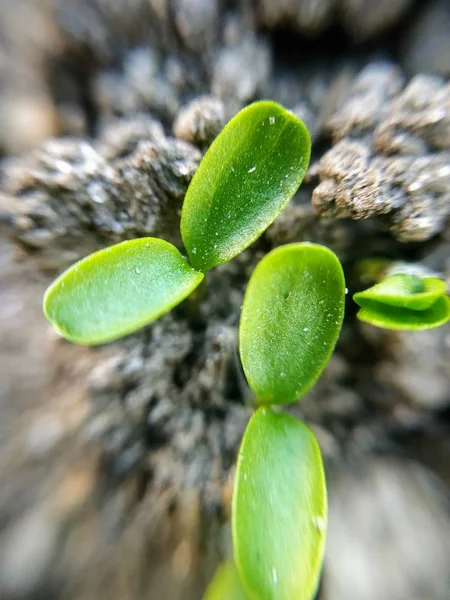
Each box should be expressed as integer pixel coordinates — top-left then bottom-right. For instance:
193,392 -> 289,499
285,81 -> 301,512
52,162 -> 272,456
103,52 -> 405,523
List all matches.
42,97 -> 450,600
232,243 -> 345,600
43,100 -> 310,344
201,243 -> 344,600
354,273 -> 450,331
43,102 -> 345,600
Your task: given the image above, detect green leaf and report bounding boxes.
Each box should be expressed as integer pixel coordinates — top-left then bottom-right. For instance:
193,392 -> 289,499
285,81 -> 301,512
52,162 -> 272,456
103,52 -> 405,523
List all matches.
353,274 -> 446,311
181,101 -> 311,273
356,295 -> 450,331
203,562 -> 251,600
43,238 -> 204,345
239,243 -> 345,405
232,407 -> 327,600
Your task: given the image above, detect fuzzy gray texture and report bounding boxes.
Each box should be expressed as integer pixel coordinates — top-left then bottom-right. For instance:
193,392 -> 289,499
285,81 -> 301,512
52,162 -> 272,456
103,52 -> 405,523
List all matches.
1,115 -> 200,267
239,0 -> 413,39
312,63 -> 450,242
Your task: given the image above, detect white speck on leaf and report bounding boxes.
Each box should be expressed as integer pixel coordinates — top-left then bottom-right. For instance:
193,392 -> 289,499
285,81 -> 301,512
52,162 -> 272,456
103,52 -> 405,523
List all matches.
248,166 -> 256,173
272,568 -> 278,585
269,116 -> 275,125
345,287 -> 349,294
303,327 -> 309,332
192,247 -> 197,254
312,516 -> 326,533
135,267 -> 141,274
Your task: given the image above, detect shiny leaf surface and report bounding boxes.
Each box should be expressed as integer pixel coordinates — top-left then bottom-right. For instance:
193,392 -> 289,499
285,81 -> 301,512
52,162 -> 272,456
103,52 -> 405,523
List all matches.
239,243 -> 345,405
353,273 -> 446,311
233,407 -> 327,600
356,295 -> 450,330
181,101 -> 311,272
44,238 -> 204,345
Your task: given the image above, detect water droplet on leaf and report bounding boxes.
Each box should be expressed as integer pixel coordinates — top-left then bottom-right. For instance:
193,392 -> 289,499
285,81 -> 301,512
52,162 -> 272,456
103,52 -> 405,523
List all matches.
312,516 -> 326,533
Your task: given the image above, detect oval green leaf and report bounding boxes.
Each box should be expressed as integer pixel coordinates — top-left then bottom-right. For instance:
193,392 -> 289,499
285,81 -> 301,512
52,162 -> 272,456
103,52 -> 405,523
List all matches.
356,295 -> 450,331
354,273 -> 447,311
43,238 -> 204,345
203,562 -> 250,600
232,407 -> 327,600
181,101 -> 311,273
239,243 -> 345,405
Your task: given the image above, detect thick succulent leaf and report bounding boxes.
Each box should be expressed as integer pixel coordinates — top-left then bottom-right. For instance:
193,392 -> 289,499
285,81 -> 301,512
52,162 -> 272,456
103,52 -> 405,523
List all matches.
202,562 -> 250,600
239,243 -> 345,405
353,274 -> 446,311
356,295 -> 450,330
232,407 -> 327,600
43,238 -> 204,345
181,101 -> 311,273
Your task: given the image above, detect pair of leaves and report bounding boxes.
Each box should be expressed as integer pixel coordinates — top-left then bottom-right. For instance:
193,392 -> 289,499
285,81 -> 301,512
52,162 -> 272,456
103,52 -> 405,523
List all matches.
354,273 -> 450,331
231,243 -> 345,600
44,101 -> 310,345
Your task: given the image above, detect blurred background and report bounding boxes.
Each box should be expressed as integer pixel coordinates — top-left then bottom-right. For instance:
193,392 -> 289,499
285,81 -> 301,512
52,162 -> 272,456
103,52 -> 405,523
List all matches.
0,0 -> 450,599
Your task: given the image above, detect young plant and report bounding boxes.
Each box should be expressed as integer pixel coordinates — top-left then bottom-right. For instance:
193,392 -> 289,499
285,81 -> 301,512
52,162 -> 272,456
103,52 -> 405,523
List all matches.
232,243 -> 345,600
43,101 -> 311,344
43,101 -> 344,600
353,273 -> 450,331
